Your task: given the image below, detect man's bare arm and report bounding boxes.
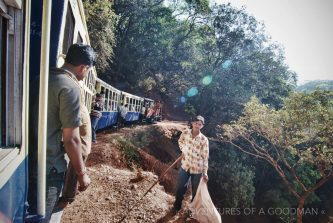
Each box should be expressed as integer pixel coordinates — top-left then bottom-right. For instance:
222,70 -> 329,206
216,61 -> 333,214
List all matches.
63,127 -> 90,191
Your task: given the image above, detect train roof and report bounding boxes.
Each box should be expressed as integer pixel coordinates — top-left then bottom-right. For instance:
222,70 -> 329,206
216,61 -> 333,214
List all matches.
96,77 -> 121,93
96,78 -> 155,102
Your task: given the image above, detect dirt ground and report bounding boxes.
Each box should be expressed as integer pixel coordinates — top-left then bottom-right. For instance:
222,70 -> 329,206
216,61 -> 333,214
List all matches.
62,121 -> 198,223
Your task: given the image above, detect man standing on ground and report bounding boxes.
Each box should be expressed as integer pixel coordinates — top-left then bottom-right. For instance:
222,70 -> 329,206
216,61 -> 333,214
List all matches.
44,43 -> 95,222
90,91 -> 105,143
172,115 -> 209,213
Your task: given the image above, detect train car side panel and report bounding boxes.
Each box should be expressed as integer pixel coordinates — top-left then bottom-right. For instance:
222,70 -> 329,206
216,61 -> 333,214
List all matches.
125,112 -> 140,122
0,159 -> 28,223
97,111 -> 118,129
0,1 -> 31,222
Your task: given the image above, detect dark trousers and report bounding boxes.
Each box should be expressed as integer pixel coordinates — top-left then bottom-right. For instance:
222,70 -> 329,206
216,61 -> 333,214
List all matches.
43,168 -> 65,222
60,155 -> 88,201
173,168 -> 201,211
90,116 -> 100,141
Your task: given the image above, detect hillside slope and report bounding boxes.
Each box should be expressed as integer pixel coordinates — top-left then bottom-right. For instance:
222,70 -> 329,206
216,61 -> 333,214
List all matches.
62,121 -> 198,223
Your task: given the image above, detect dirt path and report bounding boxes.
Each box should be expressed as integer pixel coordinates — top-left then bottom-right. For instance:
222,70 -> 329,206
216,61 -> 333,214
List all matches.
62,121 -> 196,223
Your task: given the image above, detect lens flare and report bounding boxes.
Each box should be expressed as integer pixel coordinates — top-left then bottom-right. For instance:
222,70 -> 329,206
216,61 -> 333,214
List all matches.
222,60 -> 232,69
202,75 -> 212,85
180,96 -> 186,103
187,87 -> 198,97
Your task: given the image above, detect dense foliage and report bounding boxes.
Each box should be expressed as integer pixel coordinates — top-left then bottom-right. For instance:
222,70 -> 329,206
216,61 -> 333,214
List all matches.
222,90 -> 333,223
83,0 -> 117,73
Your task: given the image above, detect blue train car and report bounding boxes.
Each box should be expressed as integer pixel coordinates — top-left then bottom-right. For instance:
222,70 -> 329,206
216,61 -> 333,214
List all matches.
94,78 -> 153,130
0,1 -> 32,222
0,0 -> 96,222
95,78 -> 121,129
121,91 -> 144,123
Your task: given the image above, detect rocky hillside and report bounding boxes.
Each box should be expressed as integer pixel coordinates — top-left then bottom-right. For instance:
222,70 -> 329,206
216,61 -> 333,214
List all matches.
62,121 -> 199,223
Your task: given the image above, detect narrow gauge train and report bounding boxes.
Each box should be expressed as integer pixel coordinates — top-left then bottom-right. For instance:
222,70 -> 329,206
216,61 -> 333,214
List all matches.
94,77 -> 158,131
0,0 -> 158,222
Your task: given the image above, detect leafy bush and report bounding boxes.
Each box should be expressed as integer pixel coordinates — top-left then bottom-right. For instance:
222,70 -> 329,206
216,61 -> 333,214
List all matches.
116,137 -> 141,169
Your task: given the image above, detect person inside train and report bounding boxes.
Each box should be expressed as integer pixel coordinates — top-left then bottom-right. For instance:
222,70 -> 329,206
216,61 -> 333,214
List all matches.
90,91 -> 105,143
37,43 -> 95,222
118,103 -> 128,127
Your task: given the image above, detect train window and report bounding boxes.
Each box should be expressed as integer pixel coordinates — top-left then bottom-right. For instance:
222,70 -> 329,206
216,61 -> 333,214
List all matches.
87,72 -> 91,87
108,90 -> 111,111
0,16 -> 7,146
62,3 -> 75,54
77,32 -> 83,43
0,8 -> 24,149
108,90 -> 111,110
0,16 -> 6,145
85,91 -> 89,108
105,89 -> 109,111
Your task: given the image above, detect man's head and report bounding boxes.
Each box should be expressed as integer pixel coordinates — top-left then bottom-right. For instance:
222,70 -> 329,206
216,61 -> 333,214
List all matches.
191,115 -> 205,130
64,43 -> 96,80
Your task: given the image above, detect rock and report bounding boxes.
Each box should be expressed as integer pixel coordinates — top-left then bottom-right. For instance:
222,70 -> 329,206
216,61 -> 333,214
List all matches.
130,184 -> 138,190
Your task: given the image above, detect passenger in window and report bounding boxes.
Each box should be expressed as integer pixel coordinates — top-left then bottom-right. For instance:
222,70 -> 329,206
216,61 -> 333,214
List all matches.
43,43 -> 95,222
90,91 -> 105,143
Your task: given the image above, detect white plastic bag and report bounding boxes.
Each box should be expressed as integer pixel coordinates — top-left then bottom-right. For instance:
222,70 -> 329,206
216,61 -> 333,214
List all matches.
189,178 -> 222,223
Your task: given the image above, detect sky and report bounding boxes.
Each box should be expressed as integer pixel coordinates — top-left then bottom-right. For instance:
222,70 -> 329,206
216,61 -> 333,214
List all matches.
213,0 -> 333,84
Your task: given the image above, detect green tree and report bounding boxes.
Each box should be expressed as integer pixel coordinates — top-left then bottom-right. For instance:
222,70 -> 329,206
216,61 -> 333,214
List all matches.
110,2 -> 295,129
83,0 -> 117,74
186,4 -> 296,134
222,90 -> 333,223
110,0 -> 210,93
209,142 -> 255,208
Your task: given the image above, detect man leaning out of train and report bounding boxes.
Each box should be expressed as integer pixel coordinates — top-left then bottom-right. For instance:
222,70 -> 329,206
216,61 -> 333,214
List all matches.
42,43 -> 96,222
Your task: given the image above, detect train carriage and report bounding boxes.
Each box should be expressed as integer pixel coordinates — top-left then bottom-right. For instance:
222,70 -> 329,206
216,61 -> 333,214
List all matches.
95,77 -> 121,130
0,0 -> 96,222
121,91 -> 144,123
0,0 -> 32,222
94,77 -> 150,130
